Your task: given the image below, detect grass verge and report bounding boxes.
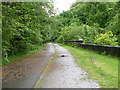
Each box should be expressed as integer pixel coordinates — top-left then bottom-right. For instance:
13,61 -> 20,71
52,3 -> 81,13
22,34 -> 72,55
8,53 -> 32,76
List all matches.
59,43 -> 118,88
2,44 -> 46,66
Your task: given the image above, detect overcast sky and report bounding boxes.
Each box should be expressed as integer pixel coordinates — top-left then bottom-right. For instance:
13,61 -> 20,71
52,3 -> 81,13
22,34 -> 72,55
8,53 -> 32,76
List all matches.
53,0 -> 77,15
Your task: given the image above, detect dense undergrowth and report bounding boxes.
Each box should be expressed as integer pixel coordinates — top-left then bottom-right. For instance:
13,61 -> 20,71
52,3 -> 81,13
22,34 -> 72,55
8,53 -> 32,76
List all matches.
2,44 -> 46,66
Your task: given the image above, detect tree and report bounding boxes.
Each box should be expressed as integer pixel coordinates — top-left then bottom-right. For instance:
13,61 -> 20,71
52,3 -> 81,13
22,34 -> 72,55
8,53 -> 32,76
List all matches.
2,1 -> 56,60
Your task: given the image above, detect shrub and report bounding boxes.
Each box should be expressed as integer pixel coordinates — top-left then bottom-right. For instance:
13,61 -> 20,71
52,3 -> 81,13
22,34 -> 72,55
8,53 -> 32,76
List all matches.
94,31 -> 118,46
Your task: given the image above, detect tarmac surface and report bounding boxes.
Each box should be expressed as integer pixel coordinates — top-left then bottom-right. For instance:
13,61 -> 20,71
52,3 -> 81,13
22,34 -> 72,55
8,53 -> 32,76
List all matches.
2,43 -> 100,88
37,44 -> 100,88
2,43 -> 55,88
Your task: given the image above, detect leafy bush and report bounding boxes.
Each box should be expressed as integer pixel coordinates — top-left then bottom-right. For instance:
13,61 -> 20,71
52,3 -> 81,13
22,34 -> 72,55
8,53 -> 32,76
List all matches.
94,31 -> 118,46
56,24 -> 83,41
57,24 -> 102,44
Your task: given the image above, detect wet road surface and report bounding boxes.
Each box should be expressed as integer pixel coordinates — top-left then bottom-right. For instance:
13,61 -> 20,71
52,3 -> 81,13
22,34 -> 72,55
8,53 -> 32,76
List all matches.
2,43 -> 55,88
2,43 -> 100,88
37,44 -> 100,88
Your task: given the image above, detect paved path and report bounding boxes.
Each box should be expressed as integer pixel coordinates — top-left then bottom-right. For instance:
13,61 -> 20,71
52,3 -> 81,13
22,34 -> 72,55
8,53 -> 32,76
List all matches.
37,44 -> 100,88
2,43 -> 100,88
2,43 -> 55,88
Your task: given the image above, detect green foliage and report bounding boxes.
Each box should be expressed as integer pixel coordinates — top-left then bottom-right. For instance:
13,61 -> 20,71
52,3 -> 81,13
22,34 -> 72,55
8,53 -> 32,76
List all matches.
107,14 -> 119,35
61,2 -> 117,28
2,44 -> 46,66
56,24 -> 82,41
80,24 -> 100,44
57,24 -> 103,44
94,31 -> 118,46
2,1 -> 119,63
2,2 -> 61,61
56,2 -> 119,46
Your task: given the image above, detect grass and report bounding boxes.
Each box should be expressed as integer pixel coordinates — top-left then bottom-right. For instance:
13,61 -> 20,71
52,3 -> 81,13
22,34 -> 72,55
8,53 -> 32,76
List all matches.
2,44 -> 46,66
59,43 -> 118,88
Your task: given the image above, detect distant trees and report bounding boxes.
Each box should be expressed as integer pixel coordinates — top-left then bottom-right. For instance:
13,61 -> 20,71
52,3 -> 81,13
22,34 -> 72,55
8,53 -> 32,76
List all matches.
56,2 -> 119,46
